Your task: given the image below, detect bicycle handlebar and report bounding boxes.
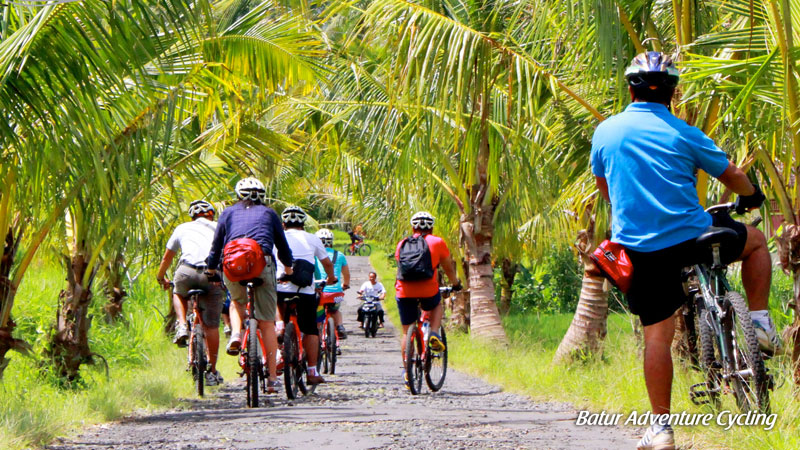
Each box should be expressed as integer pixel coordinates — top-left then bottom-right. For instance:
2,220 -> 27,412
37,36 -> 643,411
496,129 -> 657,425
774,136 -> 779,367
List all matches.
704,202 -> 735,215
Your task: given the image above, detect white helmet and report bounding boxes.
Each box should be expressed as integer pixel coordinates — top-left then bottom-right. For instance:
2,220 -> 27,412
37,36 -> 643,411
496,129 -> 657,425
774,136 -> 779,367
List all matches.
281,205 -> 307,225
235,177 -> 266,202
316,228 -> 334,247
410,211 -> 435,230
188,200 -> 215,218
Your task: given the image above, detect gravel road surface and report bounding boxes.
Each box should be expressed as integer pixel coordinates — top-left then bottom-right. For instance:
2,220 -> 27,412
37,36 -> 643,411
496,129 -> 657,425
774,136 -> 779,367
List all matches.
49,256 -> 637,450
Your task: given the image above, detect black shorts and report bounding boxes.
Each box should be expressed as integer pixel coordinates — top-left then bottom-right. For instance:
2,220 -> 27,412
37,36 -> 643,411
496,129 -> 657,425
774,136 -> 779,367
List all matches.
397,293 -> 441,326
625,213 -> 748,327
277,292 -> 319,336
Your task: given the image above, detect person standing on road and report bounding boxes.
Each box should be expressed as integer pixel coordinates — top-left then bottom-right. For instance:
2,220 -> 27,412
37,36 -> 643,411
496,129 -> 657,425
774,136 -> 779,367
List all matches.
395,211 -> 461,388
591,52 -> 780,450
314,228 -> 351,340
357,271 -> 386,328
156,200 -> 225,386
275,207 -> 337,385
205,177 -> 293,391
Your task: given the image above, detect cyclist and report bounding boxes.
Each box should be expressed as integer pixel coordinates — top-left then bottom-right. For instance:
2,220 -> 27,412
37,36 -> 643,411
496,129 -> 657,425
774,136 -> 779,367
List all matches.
314,228 -> 351,341
275,207 -> 337,385
591,52 -> 779,450
347,227 -> 363,254
357,271 -> 386,328
395,211 -> 461,385
205,177 -> 293,391
156,200 -> 225,386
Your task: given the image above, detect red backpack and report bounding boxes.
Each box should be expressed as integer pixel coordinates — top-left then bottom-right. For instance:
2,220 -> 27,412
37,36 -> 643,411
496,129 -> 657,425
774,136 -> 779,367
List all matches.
222,238 -> 266,282
590,240 -> 634,293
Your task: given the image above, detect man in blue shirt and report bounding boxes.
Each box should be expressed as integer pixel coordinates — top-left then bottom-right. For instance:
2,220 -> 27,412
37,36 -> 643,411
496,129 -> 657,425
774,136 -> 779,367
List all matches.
314,228 -> 351,340
591,52 -> 777,450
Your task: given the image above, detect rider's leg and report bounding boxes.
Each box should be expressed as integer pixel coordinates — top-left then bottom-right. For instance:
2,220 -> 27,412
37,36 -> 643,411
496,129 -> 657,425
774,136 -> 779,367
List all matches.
204,325 -> 220,372
304,335 -> 320,367
257,319 -> 278,380
333,309 -> 343,327
173,294 -> 188,325
642,315 -> 675,416
428,302 -> 443,332
229,300 -> 245,340
738,225 -> 770,311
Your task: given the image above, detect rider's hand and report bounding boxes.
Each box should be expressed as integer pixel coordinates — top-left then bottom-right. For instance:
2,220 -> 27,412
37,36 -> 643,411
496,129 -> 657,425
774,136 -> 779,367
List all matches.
451,281 -> 463,292
157,277 -> 171,291
735,184 -> 766,215
326,275 -> 338,285
284,266 -> 294,276
343,283 -> 350,291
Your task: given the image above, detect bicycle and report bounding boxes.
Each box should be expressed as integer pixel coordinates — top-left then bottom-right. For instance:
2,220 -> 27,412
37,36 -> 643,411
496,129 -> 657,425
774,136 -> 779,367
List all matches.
344,239 -> 372,256
359,295 -> 380,338
280,280 -> 328,400
404,287 -> 451,395
185,287 -> 208,397
686,202 -> 773,413
237,277 -> 269,408
317,291 -> 342,375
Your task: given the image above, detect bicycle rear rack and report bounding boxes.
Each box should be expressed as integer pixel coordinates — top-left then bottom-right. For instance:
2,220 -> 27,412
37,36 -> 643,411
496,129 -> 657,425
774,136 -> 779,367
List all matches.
690,382 -> 720,405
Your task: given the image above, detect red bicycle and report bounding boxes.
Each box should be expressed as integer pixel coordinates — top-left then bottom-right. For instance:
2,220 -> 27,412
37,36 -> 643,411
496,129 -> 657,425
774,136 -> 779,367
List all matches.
280,280 -> 328,400
404,287 -> 451,395
237,278 -> 269,408
317,291 -> 344,375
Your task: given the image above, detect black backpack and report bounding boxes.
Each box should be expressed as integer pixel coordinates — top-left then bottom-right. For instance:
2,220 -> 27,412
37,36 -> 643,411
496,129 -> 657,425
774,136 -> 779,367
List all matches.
396,235 -> 434,281
288,259 -> 316,288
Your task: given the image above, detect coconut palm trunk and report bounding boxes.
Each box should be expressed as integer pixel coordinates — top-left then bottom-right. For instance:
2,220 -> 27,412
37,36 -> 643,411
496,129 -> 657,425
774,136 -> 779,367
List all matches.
498,257 -> 518,315
554,230 -> 609,363
102,253 -> 127,323
0,228 -> 30,377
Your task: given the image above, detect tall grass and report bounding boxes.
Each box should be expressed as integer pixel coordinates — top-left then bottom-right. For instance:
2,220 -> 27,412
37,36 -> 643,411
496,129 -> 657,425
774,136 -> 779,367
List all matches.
370,249 -> 800,450
0,260 -> 206,449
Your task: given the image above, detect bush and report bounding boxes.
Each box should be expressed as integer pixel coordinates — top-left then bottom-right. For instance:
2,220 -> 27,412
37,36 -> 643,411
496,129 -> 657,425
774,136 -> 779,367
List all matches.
506,246 -> 582,314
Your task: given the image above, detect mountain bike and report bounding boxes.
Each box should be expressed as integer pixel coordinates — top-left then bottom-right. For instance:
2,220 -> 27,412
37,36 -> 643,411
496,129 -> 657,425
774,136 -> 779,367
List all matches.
317,291 -> 342,375
687,202 -> 773,413
185,288 -> 208,397
404,287 -> 451,395
360,295 -> 380,338
344,240 -> 371,256
280,280 -> 328,400
237,278 -> 268,408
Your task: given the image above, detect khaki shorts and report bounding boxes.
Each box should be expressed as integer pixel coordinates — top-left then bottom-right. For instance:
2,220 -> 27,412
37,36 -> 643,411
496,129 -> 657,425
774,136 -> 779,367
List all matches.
224,257 -> 277,322
173,264 -> 224,327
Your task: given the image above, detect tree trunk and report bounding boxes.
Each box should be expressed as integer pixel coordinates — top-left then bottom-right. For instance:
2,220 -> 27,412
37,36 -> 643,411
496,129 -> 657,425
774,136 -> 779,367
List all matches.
498,257 -> 518,315
48,251 -> 94,380
102,254 -> 127,323
460,197 -> 508,344
775,224 -> 800,385
447,257 -> 470,332
0,227 -> 30,378
554,230 -> 609,364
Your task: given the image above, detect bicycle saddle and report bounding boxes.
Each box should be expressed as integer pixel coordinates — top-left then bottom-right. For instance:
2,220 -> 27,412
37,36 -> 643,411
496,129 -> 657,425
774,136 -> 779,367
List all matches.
695,226 -> 738,249
187,289 -> 206,297
238,278 -> 264,287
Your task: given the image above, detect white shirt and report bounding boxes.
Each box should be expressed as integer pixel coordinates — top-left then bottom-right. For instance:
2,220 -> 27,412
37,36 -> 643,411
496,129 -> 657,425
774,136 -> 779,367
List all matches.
360,281 -> 385,299
166,218 -> 217,266
274,229 -> 328,295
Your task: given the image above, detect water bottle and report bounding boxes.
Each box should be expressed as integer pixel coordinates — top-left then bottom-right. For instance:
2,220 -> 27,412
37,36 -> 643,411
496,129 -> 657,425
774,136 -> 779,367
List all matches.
422,322 -> 430,343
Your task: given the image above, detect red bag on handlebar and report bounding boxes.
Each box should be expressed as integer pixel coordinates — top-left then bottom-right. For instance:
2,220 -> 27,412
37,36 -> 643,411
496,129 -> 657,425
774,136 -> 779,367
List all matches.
222,238 -> 266,282
590,240 -> 634,294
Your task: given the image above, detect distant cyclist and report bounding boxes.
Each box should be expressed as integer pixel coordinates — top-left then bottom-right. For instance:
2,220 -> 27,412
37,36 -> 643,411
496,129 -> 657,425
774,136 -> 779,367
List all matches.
275,207 -> 337,385
394,212 -> 461,386
156,200 -> 225,386
357,271 -> 386,328
314,228 -> 351,341
205,177 -> 293,390
591,52 -> 779,450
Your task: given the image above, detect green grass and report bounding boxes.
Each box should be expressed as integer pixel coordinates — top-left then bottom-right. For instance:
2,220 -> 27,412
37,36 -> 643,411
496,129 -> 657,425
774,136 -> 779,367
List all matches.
369,249 -> 800,450
0,260 -> 228,449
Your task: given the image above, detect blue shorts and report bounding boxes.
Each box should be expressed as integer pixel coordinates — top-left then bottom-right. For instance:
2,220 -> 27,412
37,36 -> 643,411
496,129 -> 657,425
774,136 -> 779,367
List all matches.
396,293 -> 441,326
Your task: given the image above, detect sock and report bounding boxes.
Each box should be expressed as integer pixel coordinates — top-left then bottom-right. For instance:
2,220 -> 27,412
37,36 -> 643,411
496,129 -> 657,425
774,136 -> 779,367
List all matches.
750,310 -> 772,329
308,367 -> 318,377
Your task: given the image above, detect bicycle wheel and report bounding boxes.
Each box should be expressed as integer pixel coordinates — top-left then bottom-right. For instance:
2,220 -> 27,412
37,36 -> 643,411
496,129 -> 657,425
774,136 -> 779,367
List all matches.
325,316 -> 337,375
283,323 -> 300,400
247,319 -> 260,407
298,357 -> 312,395
357,243 -> 372,256
194,328 -> 206,397
725,292 -> 770,413
425,326 -> 447,392
696,307 -> 721,408
404,324 -> 423,395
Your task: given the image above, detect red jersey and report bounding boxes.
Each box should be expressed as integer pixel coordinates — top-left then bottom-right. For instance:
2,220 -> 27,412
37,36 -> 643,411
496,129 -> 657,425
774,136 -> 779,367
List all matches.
394,233 -> 450,298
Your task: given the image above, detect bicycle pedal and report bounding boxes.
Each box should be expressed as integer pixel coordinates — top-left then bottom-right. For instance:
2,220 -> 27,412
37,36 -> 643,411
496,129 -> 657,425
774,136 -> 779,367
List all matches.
689,382 -> 719,405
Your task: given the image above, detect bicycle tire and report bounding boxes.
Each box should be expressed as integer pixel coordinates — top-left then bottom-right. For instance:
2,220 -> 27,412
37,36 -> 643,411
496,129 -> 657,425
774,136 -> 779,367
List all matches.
317,325 -> 326,374
696,307 -> 720,408
358,243 -> 372,256
247,319 -> 260,407
283,323 -> 300,400
726,292 -> 770,413
425,326 -> 447,392
326,316 -> 337,375
404,324 -> 423,395
192,330 -> 206,397
298,357 -> 312,395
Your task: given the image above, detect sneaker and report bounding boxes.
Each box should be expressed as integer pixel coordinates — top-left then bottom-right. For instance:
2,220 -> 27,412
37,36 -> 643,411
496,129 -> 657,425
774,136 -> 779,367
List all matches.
223,324 -> 232,338
226,333 -> 241,356
205,371 -> 220,386
428,332 -> 446,353
379,322 -> 384,328
306,374 -> 326,385
267,379 -> 280,394
403,371 -> 410,391
336,346 -> 342,356
173,323 -> 189,347
637,424 -> 675,450
358,322 -> 364,329
753,319 -> 782,356
337,325 -> 348,340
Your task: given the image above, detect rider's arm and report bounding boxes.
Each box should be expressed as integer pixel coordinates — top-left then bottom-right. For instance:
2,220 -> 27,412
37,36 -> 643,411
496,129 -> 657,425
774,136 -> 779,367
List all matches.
717,162 -> 756,196
439,253 -> 459,285
271,209 -> 294,269
319,257 -> 336,284
156,249 -> 176,290
595,176 -> 610,203
206,212 -> 226,271
342,264 -> 351,289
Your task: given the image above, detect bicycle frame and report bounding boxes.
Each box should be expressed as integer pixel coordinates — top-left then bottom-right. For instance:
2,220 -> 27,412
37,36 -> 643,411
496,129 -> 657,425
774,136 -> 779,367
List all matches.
239,285 -> 268,370
187,294 -> 205,364
283,300 -> 306,362
693,254 -> 735,370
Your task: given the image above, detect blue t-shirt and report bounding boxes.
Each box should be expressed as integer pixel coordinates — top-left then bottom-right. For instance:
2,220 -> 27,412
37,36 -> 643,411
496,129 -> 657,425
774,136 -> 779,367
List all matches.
590,102 -> 730,252
315,247 -> 348,292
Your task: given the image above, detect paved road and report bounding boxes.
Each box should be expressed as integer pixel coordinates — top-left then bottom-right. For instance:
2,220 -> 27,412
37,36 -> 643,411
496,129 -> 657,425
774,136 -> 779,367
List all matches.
49,256 -> 637,449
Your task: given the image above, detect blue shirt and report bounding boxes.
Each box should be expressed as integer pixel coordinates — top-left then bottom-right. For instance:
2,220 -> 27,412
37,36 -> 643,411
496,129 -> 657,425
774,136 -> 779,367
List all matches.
206,202 -> 292,269
315,247 -> 347,292
591,102 -> 730,252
